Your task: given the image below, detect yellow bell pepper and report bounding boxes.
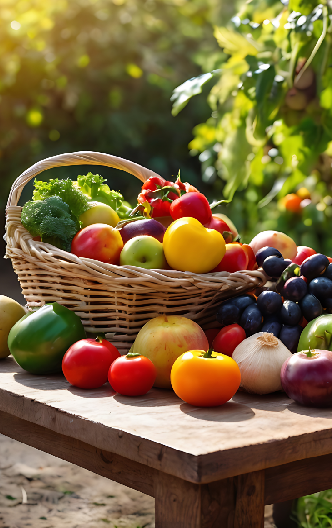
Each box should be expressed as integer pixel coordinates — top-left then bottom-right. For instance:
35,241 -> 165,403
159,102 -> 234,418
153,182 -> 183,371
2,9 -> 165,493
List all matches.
163,217 -> 226,273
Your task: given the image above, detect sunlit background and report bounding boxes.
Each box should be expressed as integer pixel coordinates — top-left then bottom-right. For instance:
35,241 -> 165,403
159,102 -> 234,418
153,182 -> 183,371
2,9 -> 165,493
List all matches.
2,0 -> 332,302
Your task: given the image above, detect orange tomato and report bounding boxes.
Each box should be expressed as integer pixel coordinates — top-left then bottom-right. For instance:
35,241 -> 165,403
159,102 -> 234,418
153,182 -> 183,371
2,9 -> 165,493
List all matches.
283,194 -> 302,214
170,349 -> 241,407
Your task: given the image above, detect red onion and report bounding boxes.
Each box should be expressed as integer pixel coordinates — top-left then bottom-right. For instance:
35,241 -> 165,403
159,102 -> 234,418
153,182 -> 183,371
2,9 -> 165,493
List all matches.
281,349 -> 332,407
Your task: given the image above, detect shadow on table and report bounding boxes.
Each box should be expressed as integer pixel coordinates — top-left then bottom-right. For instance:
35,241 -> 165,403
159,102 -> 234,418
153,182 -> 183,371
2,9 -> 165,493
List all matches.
287,401 -> 332,419
180,401 -> 255,422
232,391 -> 291,413
0,357 -> 23,373
113,388 -> 181,408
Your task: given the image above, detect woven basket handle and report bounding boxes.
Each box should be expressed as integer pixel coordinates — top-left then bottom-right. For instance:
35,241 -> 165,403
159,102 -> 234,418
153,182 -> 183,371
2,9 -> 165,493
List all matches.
7,151 -> 161,208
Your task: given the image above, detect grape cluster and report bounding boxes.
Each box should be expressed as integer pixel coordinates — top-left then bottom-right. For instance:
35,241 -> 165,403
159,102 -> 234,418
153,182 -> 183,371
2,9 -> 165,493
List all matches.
216,252 -> 332,353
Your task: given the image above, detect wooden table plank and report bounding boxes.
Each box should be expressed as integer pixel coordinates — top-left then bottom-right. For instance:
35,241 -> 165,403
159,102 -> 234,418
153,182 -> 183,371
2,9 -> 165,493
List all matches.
2,358 -> 332,484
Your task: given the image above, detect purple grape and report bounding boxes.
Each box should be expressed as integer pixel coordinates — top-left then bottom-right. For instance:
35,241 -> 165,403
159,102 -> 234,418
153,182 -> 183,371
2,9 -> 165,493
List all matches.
281,301 -> 302,326
263,257 -> 291,278
279,325 -> 303,353
261,320 -> 281,338
308,277 -> 332,301
240,305 -> 263,336
300,294 -> 323,321
256,246 -> 282,268
283,277 -> 307,302
301,253 -> 329,281
257,291 -> 282,316
216,303 -> 240,326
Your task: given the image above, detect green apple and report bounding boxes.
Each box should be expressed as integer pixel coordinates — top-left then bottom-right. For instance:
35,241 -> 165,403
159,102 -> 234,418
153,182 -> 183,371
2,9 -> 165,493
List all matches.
120,236 -> 166,269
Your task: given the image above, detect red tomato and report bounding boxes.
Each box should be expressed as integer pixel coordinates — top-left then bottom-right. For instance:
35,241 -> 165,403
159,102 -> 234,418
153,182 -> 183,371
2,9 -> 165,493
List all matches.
205,216 -> 234,243
212,324 -> 246,357
241,244 -> 257,270
328,257 -> 332,264
108,353 -> 157,396
204,328 -> 221,347
170,192 -> 212,225
293,246 -> 317,265
71,223 -> 123,264
149,198 -> 172,218
213,243 -> 248,273
62,338 -> 121,389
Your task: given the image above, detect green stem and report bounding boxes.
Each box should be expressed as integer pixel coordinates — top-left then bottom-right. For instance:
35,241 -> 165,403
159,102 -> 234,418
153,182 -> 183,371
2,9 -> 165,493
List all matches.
294,5 -> 329,86
202,348 -> 214,358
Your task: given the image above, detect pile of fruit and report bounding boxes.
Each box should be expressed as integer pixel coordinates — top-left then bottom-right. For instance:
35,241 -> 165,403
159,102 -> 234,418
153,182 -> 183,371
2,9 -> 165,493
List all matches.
21,172 -> 256,275
3,171 -> 332,410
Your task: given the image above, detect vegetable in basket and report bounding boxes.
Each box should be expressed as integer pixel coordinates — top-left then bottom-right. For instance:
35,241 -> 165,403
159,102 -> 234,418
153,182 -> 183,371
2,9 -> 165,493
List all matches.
21,196 -> 80,252
76,173 -> 131,219
8,302 -> 86,375
33,177 -> 90,218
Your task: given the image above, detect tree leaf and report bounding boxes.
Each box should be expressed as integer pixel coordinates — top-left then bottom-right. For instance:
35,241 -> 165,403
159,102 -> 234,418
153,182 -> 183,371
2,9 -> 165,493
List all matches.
171,72 -> 217,116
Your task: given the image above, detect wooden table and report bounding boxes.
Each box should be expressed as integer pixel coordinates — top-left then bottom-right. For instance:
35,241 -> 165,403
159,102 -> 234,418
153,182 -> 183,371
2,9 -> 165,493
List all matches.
1,358 -> 332,527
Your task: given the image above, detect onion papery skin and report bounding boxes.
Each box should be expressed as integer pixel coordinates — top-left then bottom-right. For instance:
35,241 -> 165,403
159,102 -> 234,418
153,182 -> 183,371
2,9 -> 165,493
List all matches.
281,350 -> 332,407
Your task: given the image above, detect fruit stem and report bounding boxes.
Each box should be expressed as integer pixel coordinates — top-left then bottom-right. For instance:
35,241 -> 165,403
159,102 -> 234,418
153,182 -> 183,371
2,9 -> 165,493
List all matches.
202,348 -> 214,358
126,352 -> 141,358
95,334 -> 105,343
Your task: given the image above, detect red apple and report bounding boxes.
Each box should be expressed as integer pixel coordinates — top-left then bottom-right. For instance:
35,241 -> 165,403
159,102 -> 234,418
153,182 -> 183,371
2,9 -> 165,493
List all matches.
208,213 -> 238,241
205,216 -> 234,243
213,243 -> 248,273
293,246 -> 317,265
119,219 -> 166,244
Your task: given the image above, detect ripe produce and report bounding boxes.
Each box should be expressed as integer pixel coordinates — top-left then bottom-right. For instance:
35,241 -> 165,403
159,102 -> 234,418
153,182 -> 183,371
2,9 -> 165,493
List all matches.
0,296 -> 26,359
324,264 -> 332,280
262,256 -> 292,278
204,328 -> 220,346
232,332 -> 292,394
213,243 -> 248,273
216,303 -> 241,326
282,277 -> 307,302
8,303 -> 86,374
249,231 -> 297,260
293,246 -> 316,265
297,314 -> 332,352
261,318 -> 281,338
212,324 -> 246,357
256,291 -> 282,316
108,353 -> 157,396
129,315 -> 209,388
71,223 -> 123,264
308,277 -> 332,301
79,202 -> 120,228
170,348 -> 241,407
241,244 -> 257,270
205,215 -> 234,243
281,350 -> 332,407
21,196 -> 80,252
170,192 -> 212,225
279,325 -> 303,353
240,304 -> 263,336
212,213 -> 238,240
256,246 -> 282,268
280,301 -> 302,326
76,173 -> 129,219
62,337 -> 120,389
300,253 -> 329,281
120,236 -> 166,270
300,294 -> 323,322
283,193 -> 302,214
119,218 -> 166,244
163,217 -> 226,274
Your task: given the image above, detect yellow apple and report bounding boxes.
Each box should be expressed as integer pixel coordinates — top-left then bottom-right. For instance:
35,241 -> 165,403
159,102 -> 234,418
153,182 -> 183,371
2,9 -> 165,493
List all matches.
130,315 -> 209,388
79,201 -> 120,228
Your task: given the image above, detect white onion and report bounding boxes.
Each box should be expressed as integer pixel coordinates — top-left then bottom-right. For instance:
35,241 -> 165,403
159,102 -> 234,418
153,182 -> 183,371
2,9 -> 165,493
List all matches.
232,332 -> 292,395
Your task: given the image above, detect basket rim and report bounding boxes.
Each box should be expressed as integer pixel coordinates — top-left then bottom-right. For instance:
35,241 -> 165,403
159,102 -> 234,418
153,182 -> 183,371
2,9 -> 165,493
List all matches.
6,204 -> 267,288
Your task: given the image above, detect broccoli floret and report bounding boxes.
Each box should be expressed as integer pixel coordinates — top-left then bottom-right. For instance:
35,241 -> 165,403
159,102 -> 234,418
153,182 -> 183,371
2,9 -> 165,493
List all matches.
21,196 -> 80,252
33,178 -> 90,218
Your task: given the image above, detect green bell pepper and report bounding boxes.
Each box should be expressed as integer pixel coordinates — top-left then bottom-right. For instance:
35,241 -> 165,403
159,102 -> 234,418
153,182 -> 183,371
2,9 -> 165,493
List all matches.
297,314 -> 332,352
8,302 -> 86,375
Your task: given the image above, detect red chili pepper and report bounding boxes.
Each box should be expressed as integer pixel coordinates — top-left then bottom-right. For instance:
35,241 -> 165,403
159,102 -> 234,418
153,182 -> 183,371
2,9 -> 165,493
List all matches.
141,176 -> 166,192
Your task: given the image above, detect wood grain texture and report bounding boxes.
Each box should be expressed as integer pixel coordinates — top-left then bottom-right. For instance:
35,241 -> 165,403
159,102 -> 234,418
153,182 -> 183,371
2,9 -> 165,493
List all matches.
0,409 -> 155,497
155,473 -> 202,528
2,358 -> 332,484
234,471 -> 265,528
265,452 -> 332,504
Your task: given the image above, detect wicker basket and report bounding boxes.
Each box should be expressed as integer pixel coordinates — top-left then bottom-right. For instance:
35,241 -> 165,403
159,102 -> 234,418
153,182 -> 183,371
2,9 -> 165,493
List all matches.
5,151 -> 267,352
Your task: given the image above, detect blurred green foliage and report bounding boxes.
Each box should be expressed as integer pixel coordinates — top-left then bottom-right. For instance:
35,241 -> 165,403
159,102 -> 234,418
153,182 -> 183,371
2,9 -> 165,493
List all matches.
0,0 -> 226,211
173,0 -> 332,254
